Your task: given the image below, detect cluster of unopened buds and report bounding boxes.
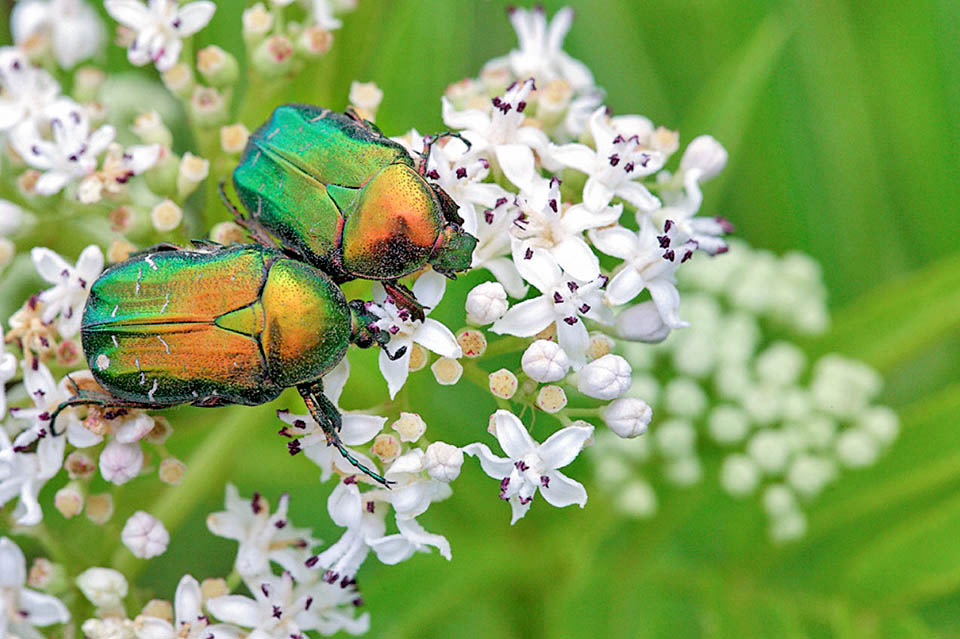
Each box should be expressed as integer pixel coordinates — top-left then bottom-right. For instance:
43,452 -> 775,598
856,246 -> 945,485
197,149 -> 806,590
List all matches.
0,2 -> 901,637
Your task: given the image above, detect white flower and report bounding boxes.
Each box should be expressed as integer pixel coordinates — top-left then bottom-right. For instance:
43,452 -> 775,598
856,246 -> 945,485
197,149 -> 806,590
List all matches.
0,328 -> 16,420
135,574 -> 242,639
589,218 -> 692,328
0,537 -> 70,638
442,78 -> 549,162
29,244 -> 103,338
492,243 -> 612,368
680,134 -> 728,182
550,108 -> 665,213
520,339 -> 570,383
602,397 -> 652,438
0,47 -> 60,134
76,567 -> 127,611
0,427 -> 60,525
494,6 -> 594,91
0,200 -> 24,237
12,99 -> 115,195
310,0 -> 344,30
121,511 -> 169,559
464,410 -> 593,524
105,0 -> 216,71
206,485 -> 319,583
369,270 -> 462,398
308,481 -> 388,581
471,195 -> 529,298
11,0 -> 104,69
423,442 -> 464,483
615,300 -> 672,342
99,440 -> 144,485
465,281 -> 508,325
577,354 -> 631,400
277,358 -> 385,481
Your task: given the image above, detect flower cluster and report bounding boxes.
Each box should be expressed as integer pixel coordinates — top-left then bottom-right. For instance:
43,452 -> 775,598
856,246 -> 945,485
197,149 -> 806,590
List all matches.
589,240 -> 897,541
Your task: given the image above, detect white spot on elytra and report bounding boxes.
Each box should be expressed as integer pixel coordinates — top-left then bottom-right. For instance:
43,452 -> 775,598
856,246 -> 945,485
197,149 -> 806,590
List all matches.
111,305 -> 118,317
96,353 -> 110,370
251,150 -> 261,167
136,267 -> 142,294
160,293 -> 169,313
148,378 -> 158,401
267,127 -> 280,140
145,255 -> 157,271
111,335 -> 118,348
139,371 -> 145,386
157,336 -> 170,354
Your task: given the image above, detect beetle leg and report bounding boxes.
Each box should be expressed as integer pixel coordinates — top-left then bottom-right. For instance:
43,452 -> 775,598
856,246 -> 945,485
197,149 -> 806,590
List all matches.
383,280 -> 426,323
217,179 -> 279,249
418,131 -> 472,175
298,383 -> 394,488
50,392 -> 161,436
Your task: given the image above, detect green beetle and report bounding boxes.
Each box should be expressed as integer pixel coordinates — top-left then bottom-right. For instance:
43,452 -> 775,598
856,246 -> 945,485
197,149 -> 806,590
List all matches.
229,105 -> 477,320
53,243 -> 399,485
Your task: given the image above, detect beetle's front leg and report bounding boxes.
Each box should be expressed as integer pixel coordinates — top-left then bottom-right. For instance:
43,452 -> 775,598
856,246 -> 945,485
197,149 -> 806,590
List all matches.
298,382 -> 393,488
383,280 -> 426,323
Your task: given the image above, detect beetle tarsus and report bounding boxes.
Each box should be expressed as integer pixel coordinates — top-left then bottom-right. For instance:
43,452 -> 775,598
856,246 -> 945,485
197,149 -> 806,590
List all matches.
419,131 -> 472,174
383,344 -> 407,361
383,280 -> 426,322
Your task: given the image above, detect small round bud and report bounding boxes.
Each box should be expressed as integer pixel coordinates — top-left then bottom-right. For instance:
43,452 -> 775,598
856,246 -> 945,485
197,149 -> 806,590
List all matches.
431,356 -> 463,385
680,135 -> 728,182
99,440 -> 144,485
85,493 -> 114,524
253,35 -> 295,75
73,67 -> 106,102
655,419 -> 696,457
76,567 -> 128,610
391,412 -> 426,443
465,282 -> 507,325
161,62 -> 194,98
616,480 -> 658,518
0,199 -> 23,236
835,429 -> 878,468
747,430 -> 790,474
370,433 -> 401,463
755,342 -> 806,387
144,415 -> 173,445
197,45 -> 238,87
407,343 -> 428,371
297,24 -> 334,57
0,238 -> 14,269
707,404 -> 750,444
27,558 -> 62,590
348,81 -> 383,122
603,397 -> 652,438
108,206 -> 134,233
158,458 -> 186,485
176,152 -> 210,200
535,78 -> 573,127
456,328 -> 487,358
56,339 -> 82,367
210,221 -> 247,245
665,456 -> 702,486
787,454 -> 835,497
107,238 -> 137,264
488,368 -> 518,400
762,484 -> 797,517
17,170 -> 41,196
242,3 -> 274,45
54,483 -> 84,518
536,385 -> 567,413
65,451 -> 96,479
121,511 -> 169,559
858,406 -> 899,446
577,354 -> 631,400
770,510 -> 807,543
150,200 -> 182,233
585,333 -> 614,361
131,111 -> 173,147
650,126 -> 680,155
616,301 -> 671,343
521,339 -> 570,383
201,577 -> 229,600
76,175 -> 104,204
424,442 -> 464,483
143,147 -> 179,197
720,454 -> 759,497
220,123 -> 250,154
141,599 -> 174,622
189,86 -> 228,128
664,377 -> 707,418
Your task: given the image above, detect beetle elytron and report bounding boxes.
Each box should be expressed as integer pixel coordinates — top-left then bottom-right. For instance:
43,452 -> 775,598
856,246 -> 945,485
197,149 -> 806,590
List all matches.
228,105 -> 477,320
53,243 -> 399,485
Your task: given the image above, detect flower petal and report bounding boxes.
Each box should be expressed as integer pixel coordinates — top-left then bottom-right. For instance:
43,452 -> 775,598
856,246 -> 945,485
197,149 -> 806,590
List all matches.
538,424 -> 593,469
323,358 -> 349,405
492,410 -> 538,459
547,142 -> 596,175
205,594 -> 261,627
340,414 -> 385,446
556,316 -> 589,368
378,338 -> 412,399
508,495 -> 532,525
616,180 -> 661,212
540,470 -> 588,508
511,241 -> 561,294
604,266 -> 645,306
552,236 -> 599,281
413,319 -> 461,358
582,176 -> 614,212
19,587 -> 70,625
173,574 -> 203,625
462,443 -> 513,479
490,296 -> 554,337
175,1 -> 216,36
482,256 -> 529,298
496,143 -> 536,193
588,224 -> 636,260
411,268 -> 446,310
647,278 -> 687,329
104,0 -> 152,30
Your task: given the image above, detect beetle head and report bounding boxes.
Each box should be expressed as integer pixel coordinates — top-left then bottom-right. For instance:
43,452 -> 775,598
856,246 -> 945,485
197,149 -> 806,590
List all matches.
429,223 -> 477,279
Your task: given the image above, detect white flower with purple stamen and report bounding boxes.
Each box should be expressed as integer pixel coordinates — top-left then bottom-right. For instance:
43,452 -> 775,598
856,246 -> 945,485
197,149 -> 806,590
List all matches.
0,328 -> 15,420
136,574 -> 242,639
0,537 -> 70,637
589,218 -> 694,328
105,0 -> 215,71
11,99 -> 115,196
206,571 -> 315,639
0,423 -> 62,525
0,47 -> 60,134
464,410 -> 593,524
206,485 -> 320,584
11,0 -> 104,69
277,359 -> 385,482
471,194 -> 529,298
492,243 -> 612,367
550,107 -> 666,213
420,139 -> 504,236
368,270 -> 462,398
29,244 -> 103,338
306,480 -> 389,581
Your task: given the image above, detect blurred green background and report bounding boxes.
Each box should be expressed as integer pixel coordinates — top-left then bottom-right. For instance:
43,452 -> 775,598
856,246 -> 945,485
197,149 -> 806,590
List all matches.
4,0 -> 960,637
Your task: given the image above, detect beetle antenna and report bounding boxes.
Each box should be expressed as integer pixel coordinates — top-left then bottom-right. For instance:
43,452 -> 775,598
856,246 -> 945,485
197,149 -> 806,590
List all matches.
419,131 -> 472,173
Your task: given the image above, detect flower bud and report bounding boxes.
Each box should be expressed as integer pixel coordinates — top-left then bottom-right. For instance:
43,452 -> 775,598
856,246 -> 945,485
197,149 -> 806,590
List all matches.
407,343 -> 428,371
616,301 -> 671,343
371,433 -> 401,463
348,81 -> 383,122
85,493 -> 114,524
28,558 -> 66,591
0,238 -> 14,269
297,24 -> 334,57
144,147 -> 179,197
577,354 -> 631,400
99,440 -> 144,485
161,62 -> 194,99
56,339 -> 82,367
835,429 -> 878,468
189,86 -> 228,128
201,577 -> 229,600
720,454 -> 759,497
107,238 -> 137,264
747,429 -> 789,474
220,123 -> 250,154
145,415 -> 173,444
456,328 -> 487,358
488,368 -> 518,400
121,511 -> 169,559
603,397 -> 652,438
141,599 -> 174,622
253,35 -> 295,75
177,152 -> 210,200
585,333 -> 613,361
210,221 -> 247,245
197,45 -> 239,87
243,3 -> 274,46
664,377 -> 707,418
54,482 -> 84,519
521,339 -> 569,382
424,442 -> 464,483
616,480 -> 658,518
73,67 -> 106,103
707,405 -> 749,444
158,457 -> 186,485
131,111 -> 173,147
536,385 -> 567,413
391,412 -> 426,442
680,135 -> 727,182
762,484 -> 797,517
535,78 -> 572,128
65,451 -> 96,479
0,200 -> 22,235
431,356 -> 463,385
76,567 -> 128,610
465,282 -> 508,325
150,200 -> 182,233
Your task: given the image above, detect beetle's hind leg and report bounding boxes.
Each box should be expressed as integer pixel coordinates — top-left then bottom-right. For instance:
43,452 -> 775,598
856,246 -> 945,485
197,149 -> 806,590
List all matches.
217,179 -> 279,249
298,383 -> 393,488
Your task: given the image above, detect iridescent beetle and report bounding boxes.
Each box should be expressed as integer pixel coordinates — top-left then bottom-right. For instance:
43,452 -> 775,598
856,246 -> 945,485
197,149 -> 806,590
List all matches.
227,105 -> 477,320
52,243 -> 400,485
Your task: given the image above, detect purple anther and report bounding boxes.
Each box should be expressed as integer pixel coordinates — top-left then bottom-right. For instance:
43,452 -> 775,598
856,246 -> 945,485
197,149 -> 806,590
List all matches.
553,292 -> 564,304
524,247 -> 534,260
579,303 -> 590,313
274,519 -> 287,529
663,249 -> 675,261
540,475 -> 550,488
548,199 -> 558,212
657,234 -> 670,248
563,316 -> 578,325
608,153 -> 620,167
